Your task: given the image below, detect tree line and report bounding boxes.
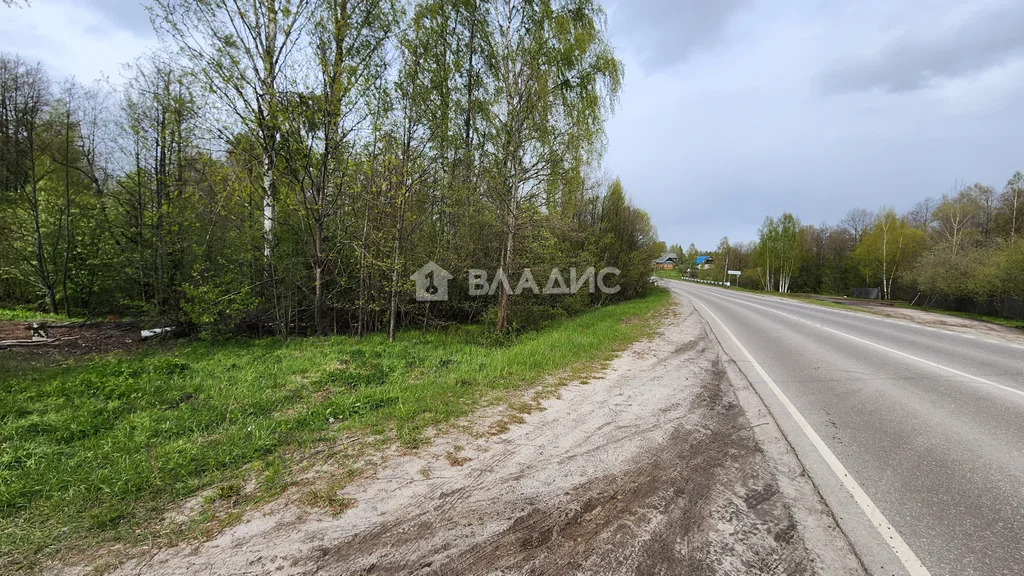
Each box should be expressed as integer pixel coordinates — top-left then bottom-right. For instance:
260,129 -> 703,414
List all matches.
683,175 -> 1024,318
0,0 -> 663,337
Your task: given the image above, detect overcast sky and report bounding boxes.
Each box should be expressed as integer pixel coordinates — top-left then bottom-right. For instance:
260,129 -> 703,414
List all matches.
3,0 -> 1023,249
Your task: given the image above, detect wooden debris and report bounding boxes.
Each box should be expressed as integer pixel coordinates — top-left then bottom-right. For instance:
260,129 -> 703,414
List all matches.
0,338 -> 57,347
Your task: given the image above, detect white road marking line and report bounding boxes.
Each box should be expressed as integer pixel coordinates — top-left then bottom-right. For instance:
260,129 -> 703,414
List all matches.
695,288 -> 1024,400
679,281 -> 1024,351
690,296 -> 931,576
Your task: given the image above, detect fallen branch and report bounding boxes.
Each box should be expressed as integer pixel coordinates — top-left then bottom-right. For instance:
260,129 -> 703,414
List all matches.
0,338 -> 58,347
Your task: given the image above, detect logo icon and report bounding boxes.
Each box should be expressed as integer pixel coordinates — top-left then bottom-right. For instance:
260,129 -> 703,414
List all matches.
411,261 -> 453,302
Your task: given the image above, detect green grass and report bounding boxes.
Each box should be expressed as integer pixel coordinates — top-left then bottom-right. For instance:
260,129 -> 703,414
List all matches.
0,289 -> 669,571
0,308 -> 83,323
653,269 -> 681,280
788,295 -> 866,311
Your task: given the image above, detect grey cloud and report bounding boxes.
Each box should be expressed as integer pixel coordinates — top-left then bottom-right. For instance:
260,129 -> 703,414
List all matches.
82,0 -> 154,37
608,0 -> 751,71
820,1 -> 1024,94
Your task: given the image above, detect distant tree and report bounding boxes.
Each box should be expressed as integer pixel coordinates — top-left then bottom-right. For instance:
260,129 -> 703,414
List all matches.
905,197 -> 937,232
839,207 -> 874,245
793,224 -> 827,293
717,236 -> 731,282
152,0 -> 312,282
757,213 -> 801,292
967,183 -> 998,242
932,184 -> 979,255
853,209 -> 925,300
821,225 -> 855,294
685,242 -> 698,267
598,179 -> 659,298
999,171 -> 1024,241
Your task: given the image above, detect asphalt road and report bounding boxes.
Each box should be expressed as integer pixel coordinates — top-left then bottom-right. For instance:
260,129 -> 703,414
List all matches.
667,279 -> 1024,576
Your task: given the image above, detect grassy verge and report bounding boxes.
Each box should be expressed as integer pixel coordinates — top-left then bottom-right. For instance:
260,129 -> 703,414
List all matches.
0,308 -> 84,323
0,289 -> 670,571
787,294 -> 867,311
891,302 -> 1024,330
653,269 -> 682,280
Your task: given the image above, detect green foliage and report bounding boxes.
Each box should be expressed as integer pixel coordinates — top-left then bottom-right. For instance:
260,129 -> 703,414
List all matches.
912,240 -> 1024,304
0,1 -> 659,335
596,178 -> 660,300
181,264 -> 259,328
0,307 -> 82,322
725,171 -> 1024,319
757,213 -> 802,293
852,209 -> 925,300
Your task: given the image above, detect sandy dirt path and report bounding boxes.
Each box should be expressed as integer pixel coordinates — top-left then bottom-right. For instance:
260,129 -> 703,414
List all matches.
96,293 -> 864,576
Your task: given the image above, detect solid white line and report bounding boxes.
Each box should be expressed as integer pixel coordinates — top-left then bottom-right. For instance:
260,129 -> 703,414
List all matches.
694,287 -> 1024,399
691,297 -> 931,576
680,280 -> 1024,351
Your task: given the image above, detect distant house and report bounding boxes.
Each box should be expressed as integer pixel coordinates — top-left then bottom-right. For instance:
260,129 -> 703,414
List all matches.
695,255 -> 714,270
653,253 -> 681,270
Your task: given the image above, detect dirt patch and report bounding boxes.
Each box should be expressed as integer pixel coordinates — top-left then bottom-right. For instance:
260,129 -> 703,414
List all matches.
323,361 -> 811,576
71,296 -> 862,576
0,320 -> 142,361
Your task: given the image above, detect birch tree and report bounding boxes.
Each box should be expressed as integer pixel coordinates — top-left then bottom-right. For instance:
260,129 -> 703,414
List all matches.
932,184 -> 978,256
484,0 -> 621,332
717,236 -> 730,283
757,217 -> 777,290
776,213 -> 800,293
1000,171 -> 1024,241
854,209 -> 925,300
152,0 -> 310,275
757,213 -> 801,293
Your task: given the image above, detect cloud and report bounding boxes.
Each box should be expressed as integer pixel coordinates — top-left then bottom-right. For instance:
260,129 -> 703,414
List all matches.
819,1 -> 1024,94
5,0 -> 1024,252
0,0 -> 155,83
80,0 -> 155,38
607,0 -> 752,71
603,1 -> 1024,249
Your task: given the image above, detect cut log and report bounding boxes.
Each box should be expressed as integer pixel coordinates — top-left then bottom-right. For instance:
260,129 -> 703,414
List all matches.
141,327 -> 175,340
0,338 -> 57,347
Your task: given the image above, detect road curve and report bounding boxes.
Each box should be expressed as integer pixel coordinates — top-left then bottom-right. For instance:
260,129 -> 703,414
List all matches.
666,279 -> 1024,576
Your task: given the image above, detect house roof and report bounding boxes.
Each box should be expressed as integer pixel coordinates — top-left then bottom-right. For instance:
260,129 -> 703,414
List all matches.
695,255 -> 713,265
654,252 -> 680,263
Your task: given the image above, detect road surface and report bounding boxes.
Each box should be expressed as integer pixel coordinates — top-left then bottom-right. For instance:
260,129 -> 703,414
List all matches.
669,279 -> 1024,576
